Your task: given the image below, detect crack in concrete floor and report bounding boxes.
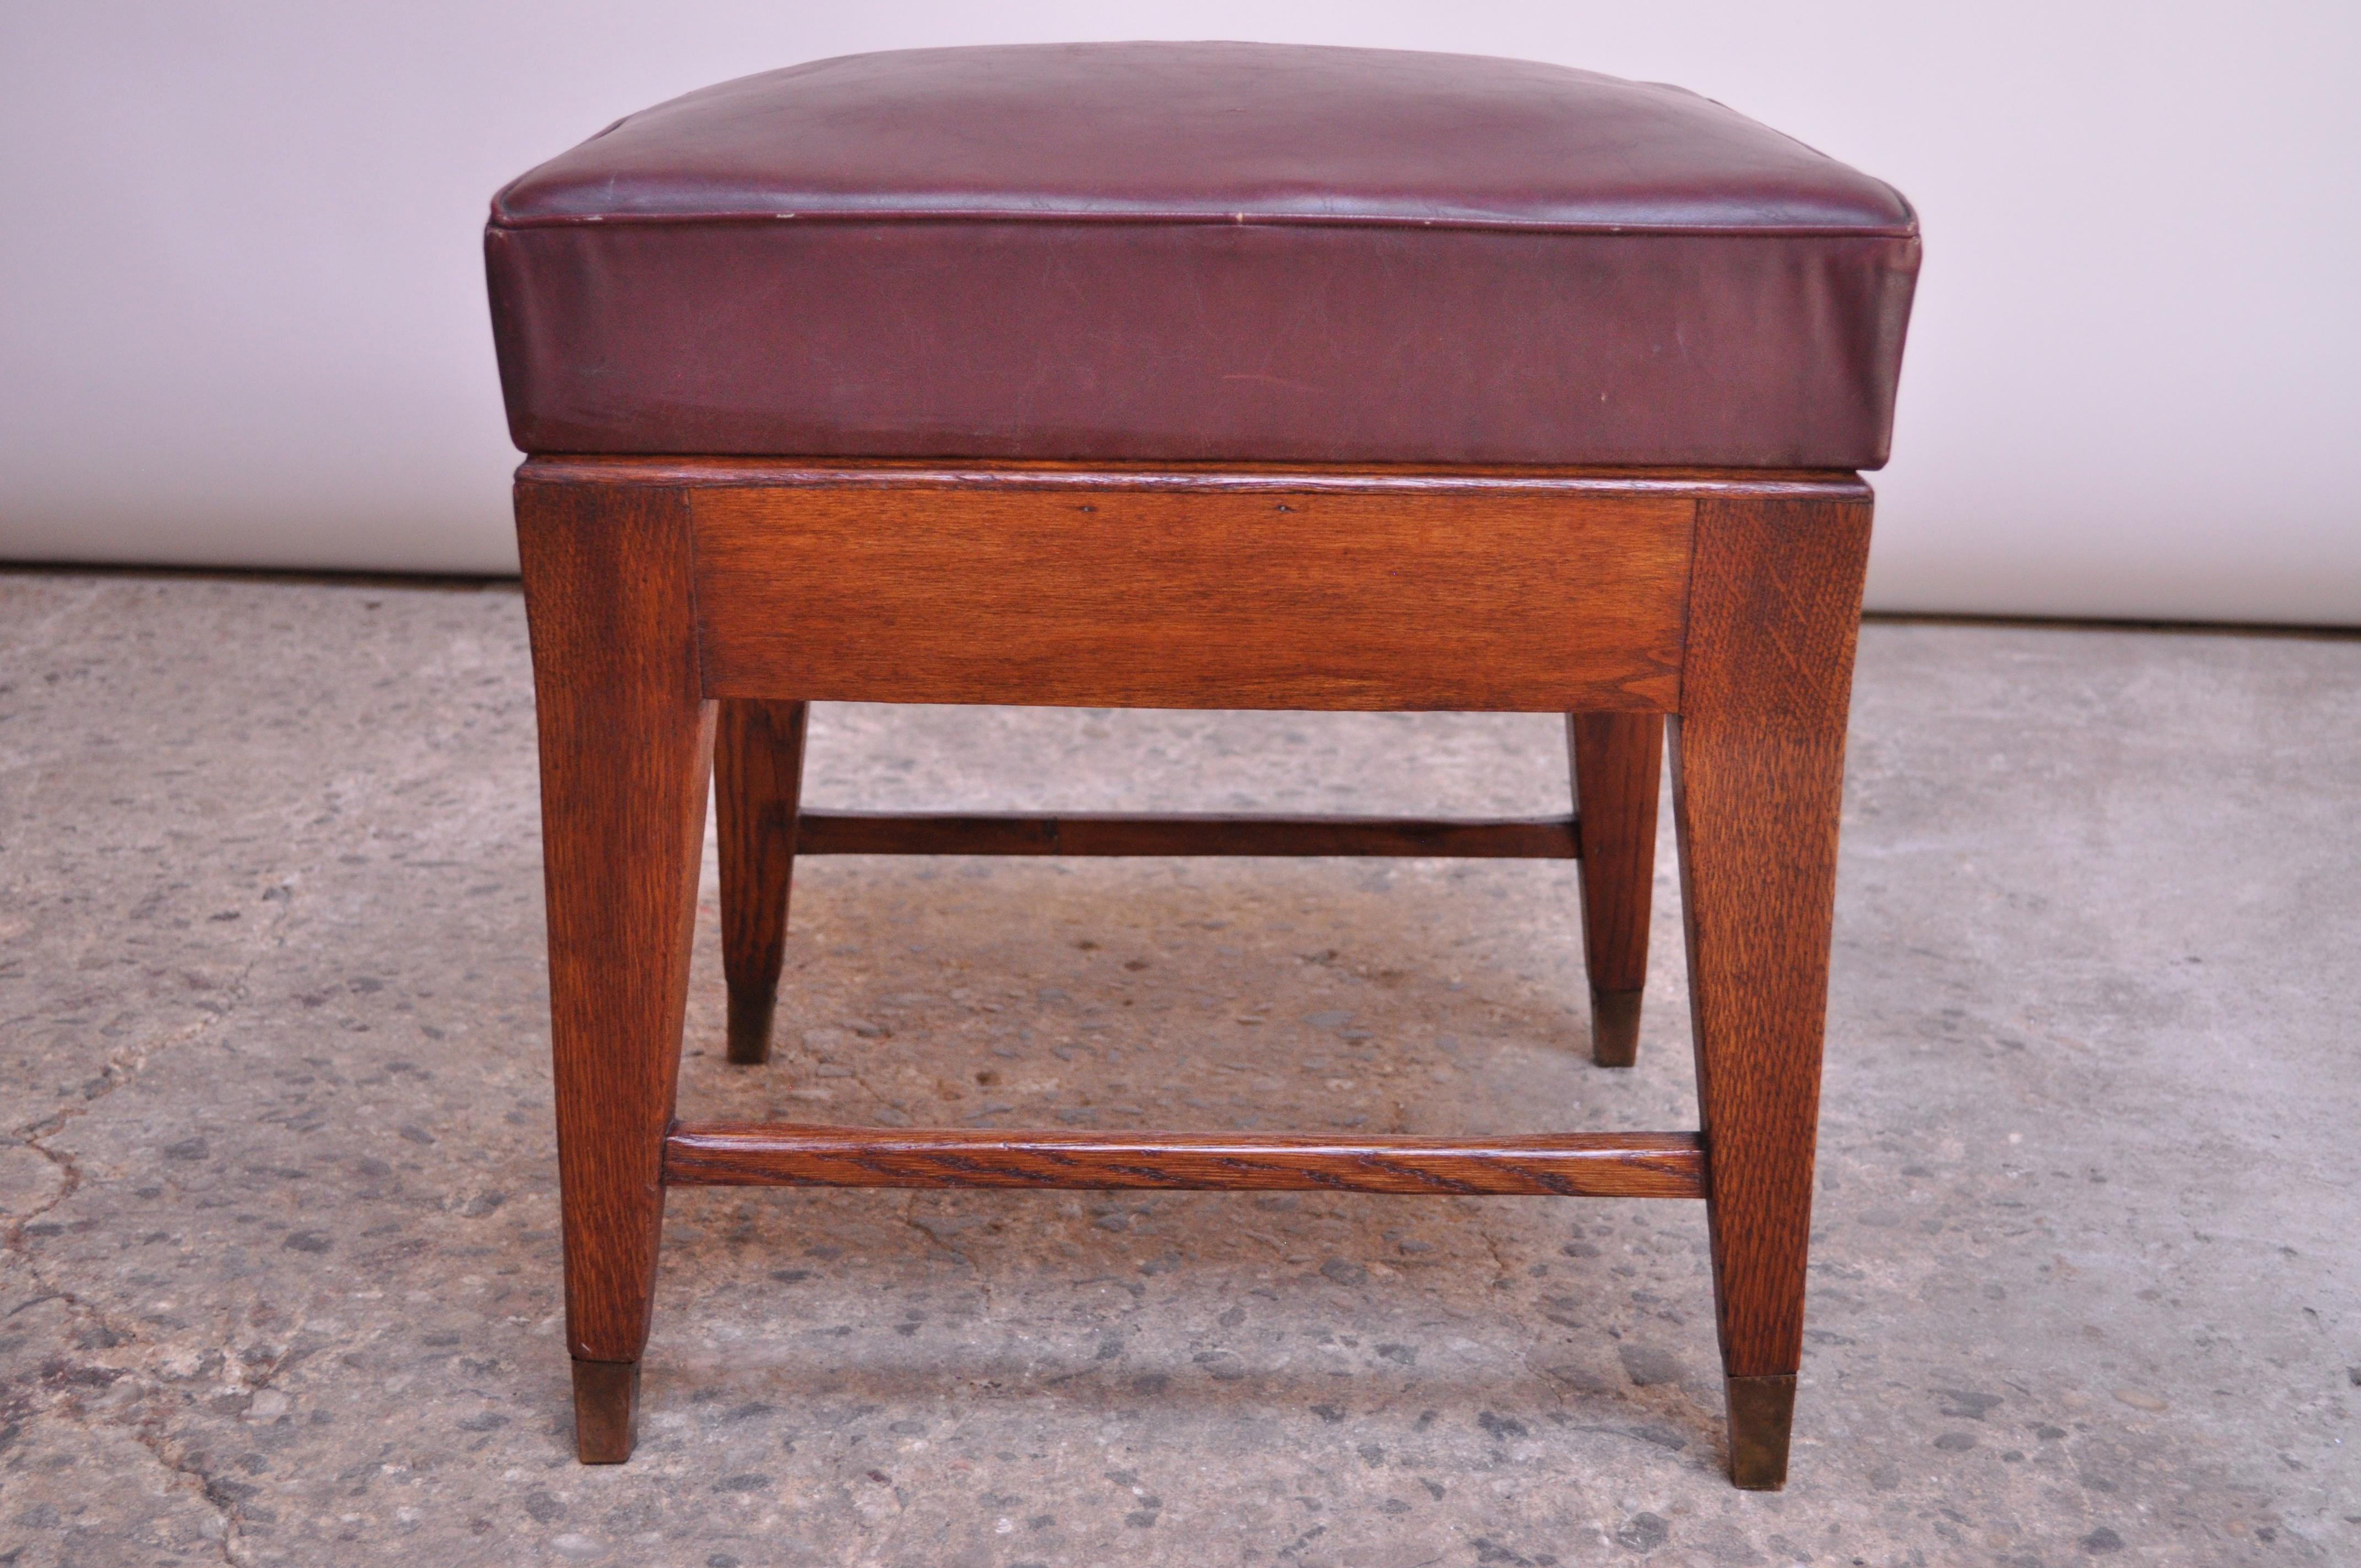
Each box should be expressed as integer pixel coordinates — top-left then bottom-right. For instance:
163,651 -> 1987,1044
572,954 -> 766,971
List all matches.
4,811 -> 314,1567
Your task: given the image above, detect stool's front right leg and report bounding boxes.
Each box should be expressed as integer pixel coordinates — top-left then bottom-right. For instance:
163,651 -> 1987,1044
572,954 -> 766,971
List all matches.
518,479 -> 713,1463
1671,492 -> 1872,1489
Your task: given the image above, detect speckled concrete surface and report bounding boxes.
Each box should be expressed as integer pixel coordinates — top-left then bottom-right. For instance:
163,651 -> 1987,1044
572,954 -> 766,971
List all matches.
1,571 -> 2354,1567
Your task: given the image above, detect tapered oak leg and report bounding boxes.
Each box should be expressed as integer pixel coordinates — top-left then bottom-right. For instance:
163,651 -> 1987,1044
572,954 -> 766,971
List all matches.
716,699 -> 809,1064
1568,712 -> 1662,1067
1672,494 -> 1872,1489
518,479 -> 714,1464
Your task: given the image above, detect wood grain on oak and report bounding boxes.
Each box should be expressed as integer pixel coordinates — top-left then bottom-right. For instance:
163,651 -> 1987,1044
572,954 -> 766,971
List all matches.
516,480 -> 712,1396
513,455 -> 1876,1490
1672,496 -> 1872,1404
664,1124 -> 1705,1198
688,482 -> 1694,711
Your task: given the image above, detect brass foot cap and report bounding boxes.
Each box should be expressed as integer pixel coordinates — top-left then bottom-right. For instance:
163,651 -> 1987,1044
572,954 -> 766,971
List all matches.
1726,1373 -> 1797,1490
725,988 -> 777,1066
1589,988 -> 1643,1069
573,1359 -> 641,1463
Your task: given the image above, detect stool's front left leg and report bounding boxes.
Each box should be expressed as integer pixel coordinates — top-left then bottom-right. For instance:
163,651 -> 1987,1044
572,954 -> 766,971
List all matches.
518,480 -> 714,1463
1672,492 -> 1872,1489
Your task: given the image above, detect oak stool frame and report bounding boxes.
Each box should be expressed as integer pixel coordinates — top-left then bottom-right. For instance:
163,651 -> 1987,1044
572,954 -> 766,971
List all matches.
518,455 -> 1872,1489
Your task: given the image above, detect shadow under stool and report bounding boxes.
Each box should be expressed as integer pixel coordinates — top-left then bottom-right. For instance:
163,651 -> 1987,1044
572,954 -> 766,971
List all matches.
483,41 -> 1921,1489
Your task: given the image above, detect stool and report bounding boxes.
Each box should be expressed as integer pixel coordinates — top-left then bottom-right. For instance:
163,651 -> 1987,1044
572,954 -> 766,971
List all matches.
485,42 -> 1919,1489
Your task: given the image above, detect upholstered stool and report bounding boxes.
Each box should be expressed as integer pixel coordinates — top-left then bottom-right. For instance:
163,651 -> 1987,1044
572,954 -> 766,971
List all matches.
486,42 -> 1918,1488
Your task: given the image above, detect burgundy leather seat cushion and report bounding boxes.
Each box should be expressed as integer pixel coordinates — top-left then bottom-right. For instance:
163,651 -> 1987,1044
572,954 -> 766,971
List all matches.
486,43 -> 1918,467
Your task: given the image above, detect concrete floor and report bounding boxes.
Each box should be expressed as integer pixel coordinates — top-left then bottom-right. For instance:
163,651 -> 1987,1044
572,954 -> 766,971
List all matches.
0,571 -> 2354,1568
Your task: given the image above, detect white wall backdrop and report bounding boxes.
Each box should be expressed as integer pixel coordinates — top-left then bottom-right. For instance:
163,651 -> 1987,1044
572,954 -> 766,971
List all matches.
3,2 -> 2357,623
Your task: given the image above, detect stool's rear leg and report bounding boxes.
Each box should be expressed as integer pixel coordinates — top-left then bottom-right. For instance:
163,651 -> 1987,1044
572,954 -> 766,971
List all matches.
716,699 -> 808,1064
518,480 -> 713,1464
1567,712 -> 1662,1066
1672,493 -> 1870,1489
